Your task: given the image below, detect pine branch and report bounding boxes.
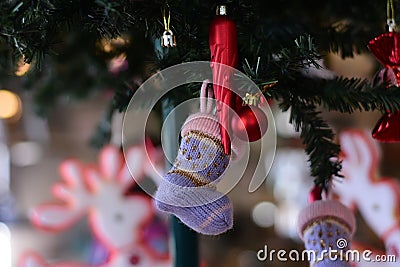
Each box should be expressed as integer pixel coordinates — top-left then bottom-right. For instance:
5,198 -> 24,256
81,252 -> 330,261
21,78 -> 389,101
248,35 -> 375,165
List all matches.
274,76 -> 400,114
0,0 -> 392,68
288,100 -> 342,188
317,77 -> 400,113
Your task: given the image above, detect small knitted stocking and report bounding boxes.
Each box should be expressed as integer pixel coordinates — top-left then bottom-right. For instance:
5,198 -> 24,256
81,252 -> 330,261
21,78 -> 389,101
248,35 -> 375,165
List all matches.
155,81 -> 234,235
298,200 -> 356,267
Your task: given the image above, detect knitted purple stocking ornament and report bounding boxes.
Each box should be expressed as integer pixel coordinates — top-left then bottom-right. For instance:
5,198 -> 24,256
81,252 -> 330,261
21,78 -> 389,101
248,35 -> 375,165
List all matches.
298,200 -> 356,267
155,81 -> 235,235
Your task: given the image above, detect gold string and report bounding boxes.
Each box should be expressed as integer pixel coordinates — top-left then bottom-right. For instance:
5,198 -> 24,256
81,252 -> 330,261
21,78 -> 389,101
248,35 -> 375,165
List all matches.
388,0 -> 395,21
163,2 -> 171,31
387,0 -> 397,32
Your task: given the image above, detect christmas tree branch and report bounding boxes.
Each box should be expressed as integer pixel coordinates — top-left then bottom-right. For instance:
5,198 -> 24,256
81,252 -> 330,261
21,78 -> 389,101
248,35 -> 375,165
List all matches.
315,77 -> 400,113
289,101 -> 342,188
0,0 -> 390,68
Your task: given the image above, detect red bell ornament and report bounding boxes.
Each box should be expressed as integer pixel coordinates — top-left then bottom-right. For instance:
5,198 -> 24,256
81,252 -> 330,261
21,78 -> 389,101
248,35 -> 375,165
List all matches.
231,105 -> 268,142
368,32 -> 400,142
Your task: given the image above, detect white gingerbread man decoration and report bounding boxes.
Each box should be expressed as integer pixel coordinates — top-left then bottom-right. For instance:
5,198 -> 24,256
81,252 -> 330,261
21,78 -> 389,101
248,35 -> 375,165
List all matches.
333,129 -> 400,266
18,143 -> 171,267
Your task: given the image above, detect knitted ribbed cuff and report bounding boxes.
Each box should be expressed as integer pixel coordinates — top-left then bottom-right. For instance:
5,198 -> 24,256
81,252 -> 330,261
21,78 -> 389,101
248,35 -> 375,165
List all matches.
298,200 -> 356,239
181,112 -> 221,139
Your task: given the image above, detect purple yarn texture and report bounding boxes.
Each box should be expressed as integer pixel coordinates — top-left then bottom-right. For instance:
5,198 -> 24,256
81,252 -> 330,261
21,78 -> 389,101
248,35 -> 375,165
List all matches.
303,220 -> 352,267
155,127 -> 233,235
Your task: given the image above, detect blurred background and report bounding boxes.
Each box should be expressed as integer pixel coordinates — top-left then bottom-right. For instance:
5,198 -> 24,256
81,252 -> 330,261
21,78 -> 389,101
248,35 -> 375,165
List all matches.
1,49 -> 399,267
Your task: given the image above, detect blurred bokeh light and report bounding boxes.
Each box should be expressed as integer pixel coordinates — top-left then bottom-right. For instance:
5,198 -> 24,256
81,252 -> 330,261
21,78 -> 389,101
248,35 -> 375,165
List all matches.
0,90 -> 22,120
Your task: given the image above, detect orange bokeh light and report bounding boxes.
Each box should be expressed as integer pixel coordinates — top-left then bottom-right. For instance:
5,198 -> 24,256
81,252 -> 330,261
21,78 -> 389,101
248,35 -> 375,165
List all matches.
0,90 -> 22,120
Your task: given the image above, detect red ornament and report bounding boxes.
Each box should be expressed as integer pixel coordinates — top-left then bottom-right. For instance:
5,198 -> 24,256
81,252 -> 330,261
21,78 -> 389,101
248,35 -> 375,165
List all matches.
209,5 -> 243,154
308,186 -> 322,203
231,105 -> 268,142
372,112 -> 400,141
368,32 -> 400,84
368,32 -> 400,142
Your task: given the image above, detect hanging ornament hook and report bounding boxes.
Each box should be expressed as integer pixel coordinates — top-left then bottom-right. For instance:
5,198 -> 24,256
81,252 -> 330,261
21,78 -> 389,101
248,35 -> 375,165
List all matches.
161,2 -> 176,48
387,0 -> 397,32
